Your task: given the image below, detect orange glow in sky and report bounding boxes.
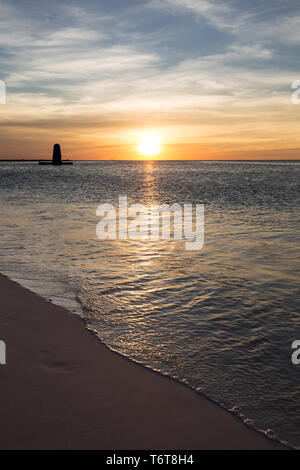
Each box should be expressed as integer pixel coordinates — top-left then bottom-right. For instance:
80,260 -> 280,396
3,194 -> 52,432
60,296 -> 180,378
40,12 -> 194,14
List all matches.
1,2 -> 300,161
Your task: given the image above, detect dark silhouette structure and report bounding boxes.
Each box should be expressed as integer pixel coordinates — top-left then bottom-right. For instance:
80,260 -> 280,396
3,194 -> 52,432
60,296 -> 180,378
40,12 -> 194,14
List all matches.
39,144 -> 73,165
52,143 -> 62,165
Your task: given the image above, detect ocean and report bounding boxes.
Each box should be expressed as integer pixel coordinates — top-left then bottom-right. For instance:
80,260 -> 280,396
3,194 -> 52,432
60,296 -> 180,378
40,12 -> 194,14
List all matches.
0,160 -> 299,447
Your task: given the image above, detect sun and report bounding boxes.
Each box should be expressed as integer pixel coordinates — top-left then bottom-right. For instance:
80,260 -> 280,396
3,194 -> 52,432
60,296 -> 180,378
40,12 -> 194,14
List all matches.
138,134 -> 161,157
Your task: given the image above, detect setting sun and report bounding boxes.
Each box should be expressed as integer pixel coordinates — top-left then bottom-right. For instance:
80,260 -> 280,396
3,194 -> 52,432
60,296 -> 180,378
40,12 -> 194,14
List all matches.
138,134 -> 161,157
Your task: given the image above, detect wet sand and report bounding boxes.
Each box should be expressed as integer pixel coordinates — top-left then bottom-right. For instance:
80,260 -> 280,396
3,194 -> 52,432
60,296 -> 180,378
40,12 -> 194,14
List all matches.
0,274 -> 283,449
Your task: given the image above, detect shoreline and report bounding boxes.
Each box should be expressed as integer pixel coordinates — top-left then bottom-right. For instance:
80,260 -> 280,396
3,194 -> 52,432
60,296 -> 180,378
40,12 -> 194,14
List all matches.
0,273 -> 285,449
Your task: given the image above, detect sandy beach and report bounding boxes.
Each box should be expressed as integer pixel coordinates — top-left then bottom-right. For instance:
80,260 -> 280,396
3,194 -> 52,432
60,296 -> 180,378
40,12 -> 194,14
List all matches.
0,274 -> 283,450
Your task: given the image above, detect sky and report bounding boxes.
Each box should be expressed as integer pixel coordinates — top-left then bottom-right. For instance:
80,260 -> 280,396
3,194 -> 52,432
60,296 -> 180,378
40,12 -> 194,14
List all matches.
1,0 -> 300,160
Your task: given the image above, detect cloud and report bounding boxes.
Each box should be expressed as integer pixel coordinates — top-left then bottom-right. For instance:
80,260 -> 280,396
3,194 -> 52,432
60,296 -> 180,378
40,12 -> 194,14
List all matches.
0,0 -> 299,159
150,0 -> 300,45
245,14 -> 300,45
149,0 -> 249,31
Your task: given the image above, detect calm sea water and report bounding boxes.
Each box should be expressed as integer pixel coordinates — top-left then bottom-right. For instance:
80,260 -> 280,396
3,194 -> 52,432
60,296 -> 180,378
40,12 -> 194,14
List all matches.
0,160 -> 299,446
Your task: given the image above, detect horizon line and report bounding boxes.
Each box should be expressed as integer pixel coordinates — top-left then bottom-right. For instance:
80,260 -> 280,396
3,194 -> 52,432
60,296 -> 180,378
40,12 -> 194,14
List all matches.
1,158 -> 300,162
